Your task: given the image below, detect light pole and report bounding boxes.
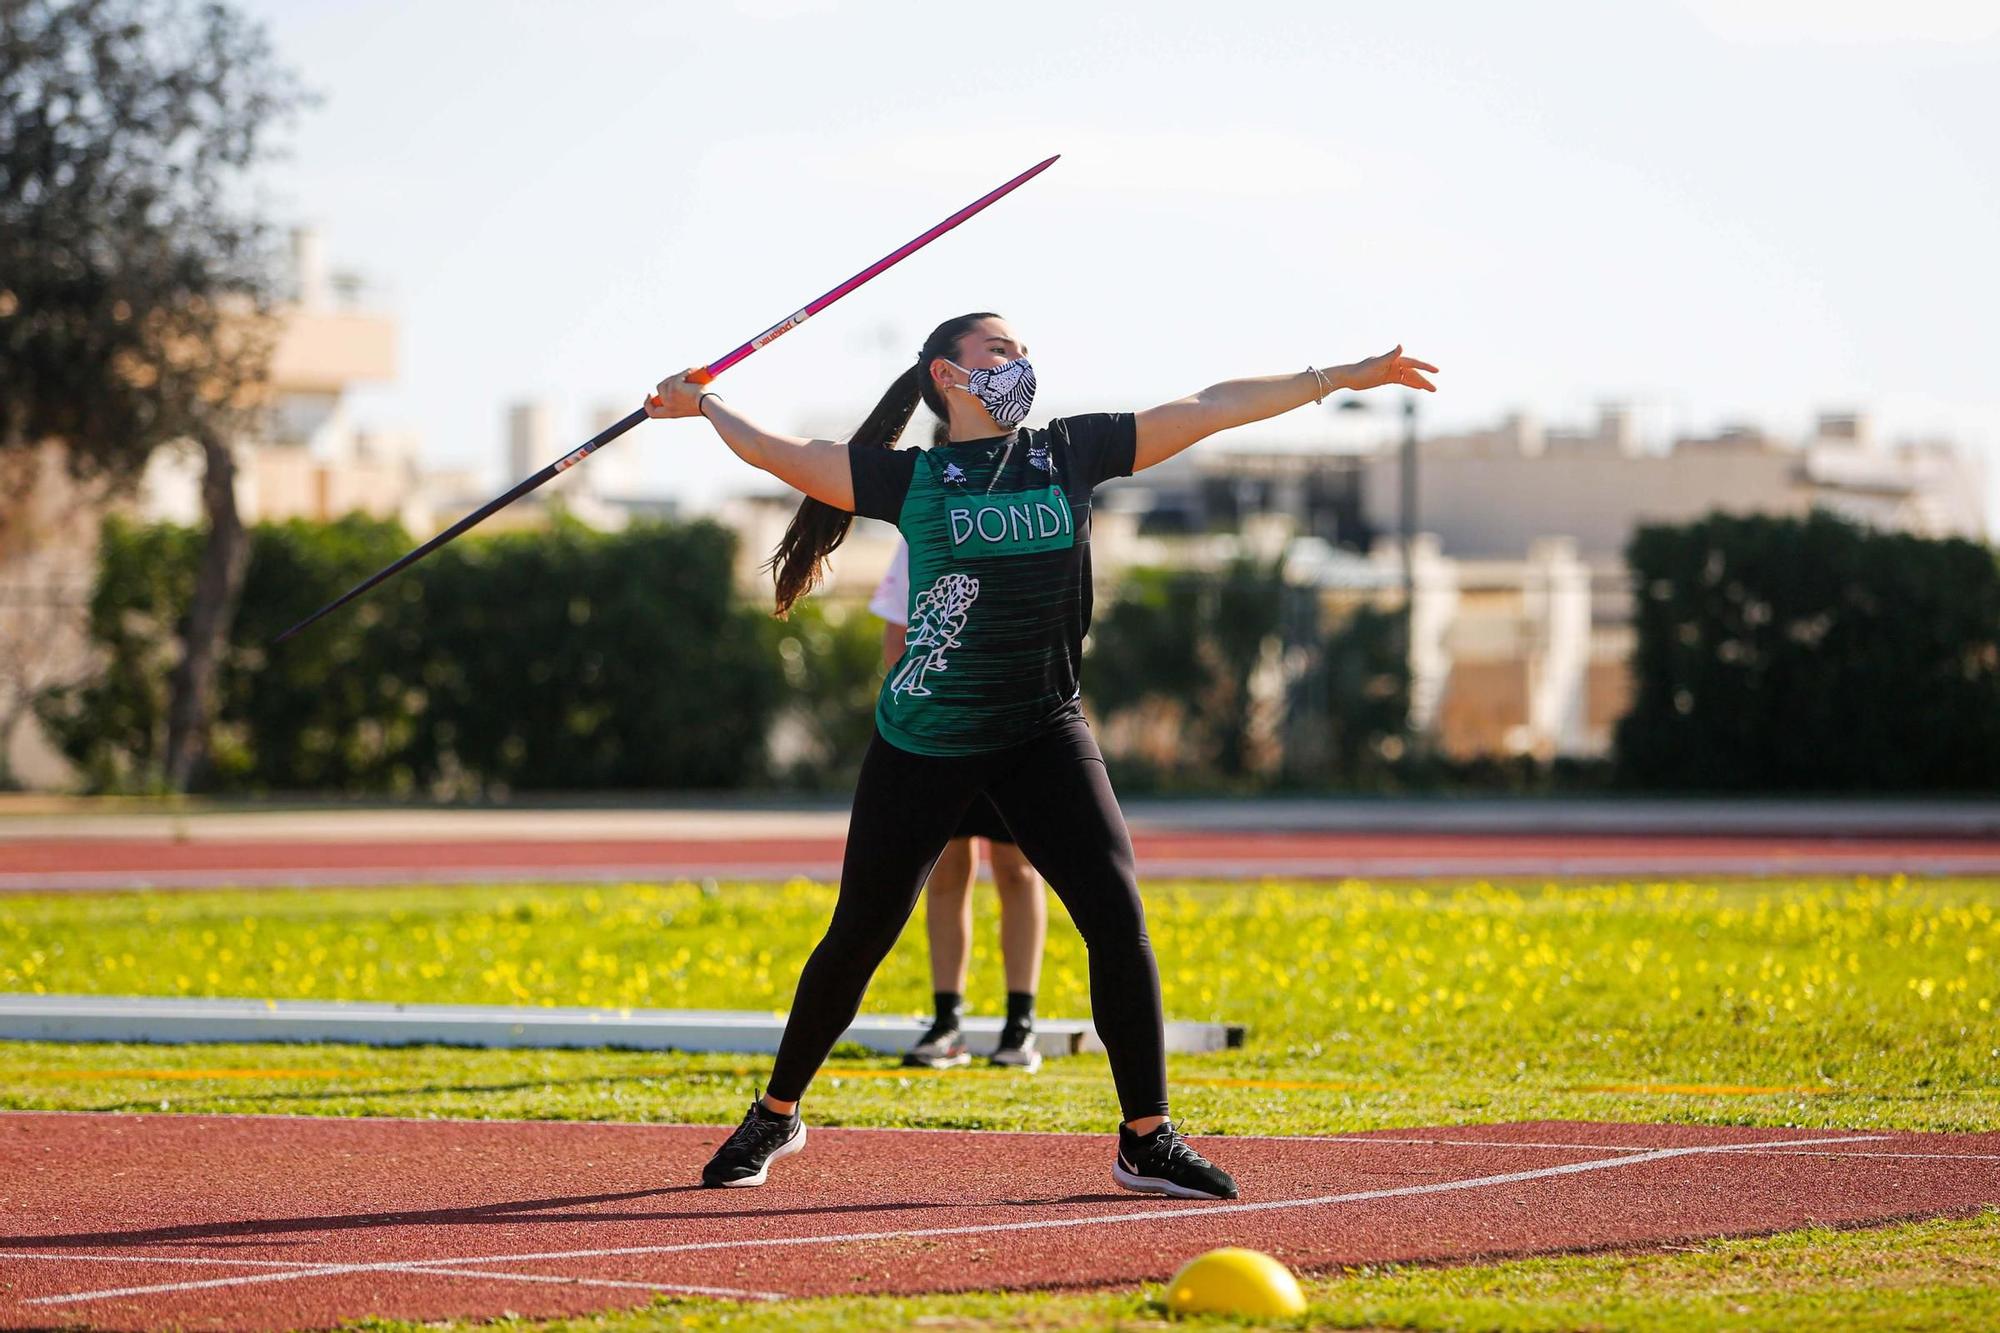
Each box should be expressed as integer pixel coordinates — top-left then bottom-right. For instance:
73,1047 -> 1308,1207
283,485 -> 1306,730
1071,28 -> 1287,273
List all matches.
1399,394 -> 1418,610
1336,394 -> 1421,608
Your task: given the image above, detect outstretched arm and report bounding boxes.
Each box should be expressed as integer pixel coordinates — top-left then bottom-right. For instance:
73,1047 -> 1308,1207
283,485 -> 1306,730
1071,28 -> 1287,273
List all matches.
1131,345 -> 1438,473
648,369 -> 856,510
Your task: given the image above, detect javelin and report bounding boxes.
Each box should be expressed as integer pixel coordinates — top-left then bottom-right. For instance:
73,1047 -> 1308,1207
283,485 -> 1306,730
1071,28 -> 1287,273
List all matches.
274,153 -> 1061,644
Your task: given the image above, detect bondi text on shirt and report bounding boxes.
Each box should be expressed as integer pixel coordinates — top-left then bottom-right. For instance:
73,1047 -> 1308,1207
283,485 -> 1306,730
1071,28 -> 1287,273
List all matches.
946,486 -> 1076,556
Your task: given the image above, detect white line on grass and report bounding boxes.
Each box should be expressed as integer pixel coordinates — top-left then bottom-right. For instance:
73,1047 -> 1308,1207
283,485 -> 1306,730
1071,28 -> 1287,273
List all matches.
25,1133 -> 1891,1307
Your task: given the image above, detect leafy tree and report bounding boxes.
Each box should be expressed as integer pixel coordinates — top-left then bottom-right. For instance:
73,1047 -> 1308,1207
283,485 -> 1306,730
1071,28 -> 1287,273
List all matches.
33,515 -> 201,790
1617,510 -> 2000,790
220,515 -> 428,791
40,515 -> 788,794
1316,603 -> 1411,784
762,599 -> 885,789
1086,559 -> 1288,784
406,516 -> 779,793
1,0 -> 308,789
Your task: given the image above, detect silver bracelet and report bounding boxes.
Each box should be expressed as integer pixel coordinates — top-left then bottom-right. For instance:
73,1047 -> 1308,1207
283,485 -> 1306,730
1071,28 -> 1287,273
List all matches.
1306,366 -> 1333,404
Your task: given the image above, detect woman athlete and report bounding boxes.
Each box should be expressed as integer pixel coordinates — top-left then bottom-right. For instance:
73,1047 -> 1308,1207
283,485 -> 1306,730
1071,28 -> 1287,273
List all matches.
647,314 -> 1437,1198
871,535 -> 1048,1073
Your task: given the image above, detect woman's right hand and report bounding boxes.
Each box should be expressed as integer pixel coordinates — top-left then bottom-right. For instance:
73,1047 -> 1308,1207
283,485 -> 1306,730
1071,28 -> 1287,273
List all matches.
645,369 -> 714,419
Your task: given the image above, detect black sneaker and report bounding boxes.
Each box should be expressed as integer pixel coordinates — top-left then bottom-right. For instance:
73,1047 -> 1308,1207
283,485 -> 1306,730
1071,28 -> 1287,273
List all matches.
989,1018 -> 1042,1073
903,1019 -> 971,1069
700,1101 -> 806,1188
1112,1121 -> 1239,1200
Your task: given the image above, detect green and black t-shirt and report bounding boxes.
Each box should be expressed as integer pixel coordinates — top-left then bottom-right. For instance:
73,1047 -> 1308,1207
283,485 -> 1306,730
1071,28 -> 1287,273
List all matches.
849,412 -> 1137,756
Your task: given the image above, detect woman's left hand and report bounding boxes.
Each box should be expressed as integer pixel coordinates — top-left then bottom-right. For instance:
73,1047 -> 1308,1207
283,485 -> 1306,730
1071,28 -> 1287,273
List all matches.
1348,345 -> 1439,393
646,369 -> 715,419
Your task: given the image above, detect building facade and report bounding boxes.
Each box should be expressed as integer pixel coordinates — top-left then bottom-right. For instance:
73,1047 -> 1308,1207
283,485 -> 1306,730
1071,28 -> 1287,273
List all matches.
1092,404 -> 1988,761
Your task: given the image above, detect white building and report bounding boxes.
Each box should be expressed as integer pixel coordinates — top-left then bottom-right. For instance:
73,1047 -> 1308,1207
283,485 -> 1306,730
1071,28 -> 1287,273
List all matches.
1097,404 -> 1988,761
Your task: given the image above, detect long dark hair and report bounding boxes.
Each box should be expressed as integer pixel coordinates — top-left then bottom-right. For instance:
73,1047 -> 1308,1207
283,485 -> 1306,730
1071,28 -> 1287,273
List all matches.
766,312 -> 1001,617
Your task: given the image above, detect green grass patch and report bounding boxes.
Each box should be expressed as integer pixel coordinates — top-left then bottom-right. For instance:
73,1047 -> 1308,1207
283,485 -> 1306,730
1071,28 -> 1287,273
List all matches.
3,876 -> 1996,1132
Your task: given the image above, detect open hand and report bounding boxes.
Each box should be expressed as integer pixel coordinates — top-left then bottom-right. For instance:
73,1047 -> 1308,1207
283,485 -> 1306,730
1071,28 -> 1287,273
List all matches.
1350,346 -> 1438,393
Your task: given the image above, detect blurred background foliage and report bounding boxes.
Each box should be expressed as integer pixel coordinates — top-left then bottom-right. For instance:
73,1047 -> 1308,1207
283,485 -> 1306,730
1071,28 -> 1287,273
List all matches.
35,508 -> 1997,796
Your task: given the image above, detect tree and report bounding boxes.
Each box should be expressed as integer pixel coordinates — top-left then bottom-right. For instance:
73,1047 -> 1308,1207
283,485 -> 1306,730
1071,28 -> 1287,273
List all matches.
40,514 -> 788,794
1616,510 -> 2000,790
0,0 -> 307,789
1085,559 -> 1289,785
1315,603 -> 1410,783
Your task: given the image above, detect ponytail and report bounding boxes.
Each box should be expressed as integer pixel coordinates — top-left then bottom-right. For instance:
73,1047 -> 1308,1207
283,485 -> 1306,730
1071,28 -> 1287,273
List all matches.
767,363 -> 923,617
765,311 -> 1003,618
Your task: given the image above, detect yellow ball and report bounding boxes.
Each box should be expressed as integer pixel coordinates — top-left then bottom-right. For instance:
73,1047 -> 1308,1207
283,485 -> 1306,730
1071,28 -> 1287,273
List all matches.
1165,1247 -> 1307,1318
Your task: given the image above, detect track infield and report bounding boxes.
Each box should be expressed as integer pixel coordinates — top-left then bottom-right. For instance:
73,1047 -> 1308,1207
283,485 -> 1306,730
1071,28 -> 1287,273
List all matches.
2,1112 -> 1996,1331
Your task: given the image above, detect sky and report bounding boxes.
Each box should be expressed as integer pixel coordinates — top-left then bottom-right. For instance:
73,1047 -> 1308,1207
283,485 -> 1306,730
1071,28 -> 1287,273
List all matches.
244,0 -> 2000,521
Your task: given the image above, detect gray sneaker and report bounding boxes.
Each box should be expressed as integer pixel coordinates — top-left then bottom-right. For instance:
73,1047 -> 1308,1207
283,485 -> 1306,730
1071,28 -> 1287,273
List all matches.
903,1019 -> 971,1069
989,1018 -> 1042,1072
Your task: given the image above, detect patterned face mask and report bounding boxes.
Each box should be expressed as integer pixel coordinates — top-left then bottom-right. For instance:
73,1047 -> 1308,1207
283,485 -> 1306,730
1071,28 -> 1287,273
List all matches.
946,357 -> 1037,428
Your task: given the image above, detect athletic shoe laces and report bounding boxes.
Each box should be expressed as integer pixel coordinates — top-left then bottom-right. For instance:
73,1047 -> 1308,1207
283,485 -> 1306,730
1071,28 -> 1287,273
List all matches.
1146,1125 -> 1207,1170
726,1108 -> 793,1155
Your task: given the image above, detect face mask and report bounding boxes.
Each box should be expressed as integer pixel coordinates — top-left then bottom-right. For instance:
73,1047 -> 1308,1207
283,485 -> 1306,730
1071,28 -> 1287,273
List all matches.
946,357 -> 1037,428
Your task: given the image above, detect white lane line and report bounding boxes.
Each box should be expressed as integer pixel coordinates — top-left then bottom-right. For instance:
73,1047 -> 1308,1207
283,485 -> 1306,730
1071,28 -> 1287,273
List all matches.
1321,1137 -> 2000,1162
1727,1148 -> 2000,1162
391,1266 -> 782,1301
0,1252 -> 773,1298
25,1133 -> 1890,1307
1326,1136 -> 1660,1153
0,1252 -> 343,1269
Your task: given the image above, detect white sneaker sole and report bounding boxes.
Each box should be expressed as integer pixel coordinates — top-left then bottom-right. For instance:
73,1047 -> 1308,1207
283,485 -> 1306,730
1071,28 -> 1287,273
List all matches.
713,1121 -> 807,1188
989,1048 -> 1042,1073
1111,1158 -> 1234,1200
902,1051 -> 971,1069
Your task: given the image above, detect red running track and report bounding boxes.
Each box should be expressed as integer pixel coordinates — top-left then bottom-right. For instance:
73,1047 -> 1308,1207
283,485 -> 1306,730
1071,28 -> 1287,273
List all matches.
5,831 -> 2000,891
2,1112 -> 1996,1330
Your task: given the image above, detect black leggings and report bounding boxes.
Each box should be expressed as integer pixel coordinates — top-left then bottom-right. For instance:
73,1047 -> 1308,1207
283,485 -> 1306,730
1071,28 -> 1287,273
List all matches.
767,713 -> 1168,1122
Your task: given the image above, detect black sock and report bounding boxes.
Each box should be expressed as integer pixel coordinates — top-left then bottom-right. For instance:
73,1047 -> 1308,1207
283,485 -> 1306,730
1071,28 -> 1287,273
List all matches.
753,1097 -> 796,1122
933,991 -> 964,1029
1005,991 -> 1035,1026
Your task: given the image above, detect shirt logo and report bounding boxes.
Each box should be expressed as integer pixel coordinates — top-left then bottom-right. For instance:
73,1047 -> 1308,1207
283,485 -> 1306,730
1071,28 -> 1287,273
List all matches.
941,463 -> 967,484
946,485 -> 1075,555
1027,443 -> 1054,473
889,573 -> 980,700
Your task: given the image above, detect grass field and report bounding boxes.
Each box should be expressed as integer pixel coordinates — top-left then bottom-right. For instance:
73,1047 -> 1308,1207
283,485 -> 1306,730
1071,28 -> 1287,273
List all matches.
4,874 -> 1998,1328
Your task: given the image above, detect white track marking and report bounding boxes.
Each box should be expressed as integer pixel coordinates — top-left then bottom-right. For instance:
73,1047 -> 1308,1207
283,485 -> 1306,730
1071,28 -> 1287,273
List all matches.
0,1252 -> 344,1269
390,1266 -> 782,1300
19,1261 -> 780,1307
1325,1136 -> 1660,1153
1321,1136 -> 2000,1161
23,1134 -> 1891,1307
0,1253 -> 778,1297
1727,1148 -> 2000,1162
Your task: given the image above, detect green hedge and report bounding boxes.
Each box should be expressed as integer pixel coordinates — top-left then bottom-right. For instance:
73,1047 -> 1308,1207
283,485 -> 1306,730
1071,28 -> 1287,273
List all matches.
40,513 -> 783,794
1084,561 -> 1411,789
1616,510 -> 2000,790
